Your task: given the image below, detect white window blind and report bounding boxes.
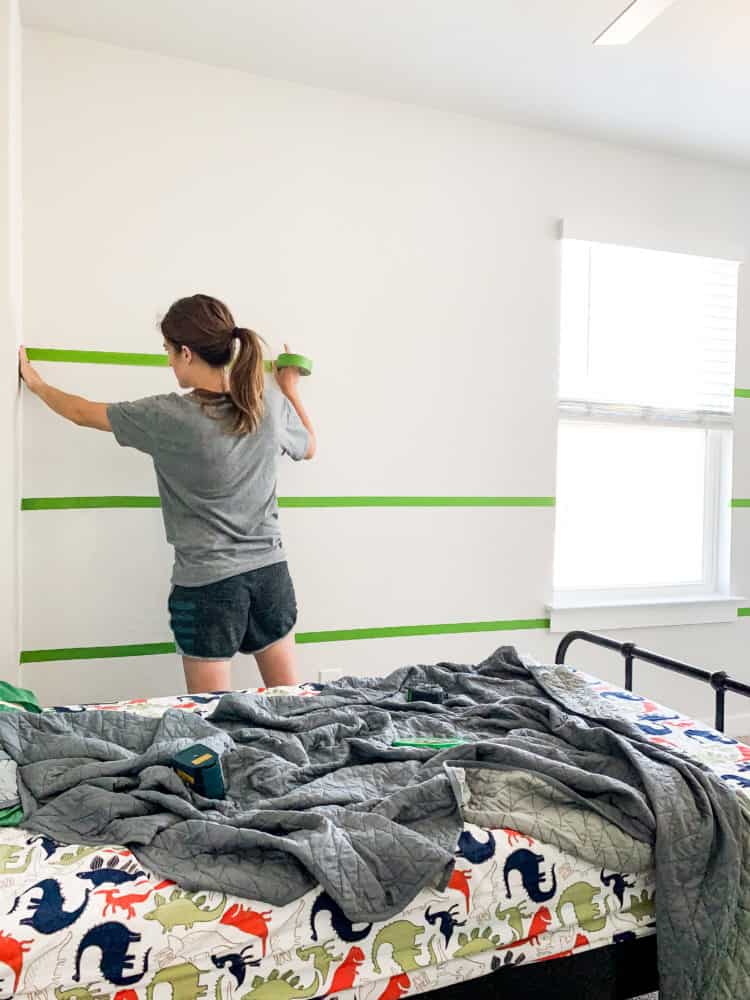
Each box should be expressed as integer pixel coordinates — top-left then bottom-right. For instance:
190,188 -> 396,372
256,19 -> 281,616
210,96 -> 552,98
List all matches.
559,240 -> 739,422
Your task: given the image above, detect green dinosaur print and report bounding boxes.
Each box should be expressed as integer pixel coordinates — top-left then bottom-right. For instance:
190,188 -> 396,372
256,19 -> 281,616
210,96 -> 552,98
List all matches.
146,961 -> 207,1000
372,920 -> 430,974
144,889 -> 226,933
556,881 -> 609,934
241,969 -> 321,1000
0,843 -> 32,874
55,986 -> 109,1000
495,902 -> 530,942
55,846 -> 101,866
295,941 -> 343,981
454,927 -> 502,957
628,889 -> 656,923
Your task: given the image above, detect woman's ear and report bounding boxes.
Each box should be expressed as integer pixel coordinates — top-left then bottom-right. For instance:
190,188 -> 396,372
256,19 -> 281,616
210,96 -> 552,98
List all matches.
182,346 -> 192,364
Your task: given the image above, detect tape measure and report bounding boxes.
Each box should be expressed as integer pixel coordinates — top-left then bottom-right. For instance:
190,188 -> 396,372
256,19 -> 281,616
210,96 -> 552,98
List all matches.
171,744 -> 225,799
263,353 -> 314,376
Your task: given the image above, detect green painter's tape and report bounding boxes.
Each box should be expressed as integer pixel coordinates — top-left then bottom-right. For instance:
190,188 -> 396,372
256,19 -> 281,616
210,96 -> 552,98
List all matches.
21,642 -> 177,663
26,348 -> 169,367
738,608 -> 750,618
26,348 -> 312,374
20,618 -> 549,662
732,499 -> 750,508
22,495 -> 555,510
22,497 -> 161,511
736,389 -> 750,398
279,496 -> 555,508
295,619 -> 550,644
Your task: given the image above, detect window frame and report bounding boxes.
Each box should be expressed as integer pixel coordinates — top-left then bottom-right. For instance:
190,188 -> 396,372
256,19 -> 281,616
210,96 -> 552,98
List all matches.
549,237 -> 741,630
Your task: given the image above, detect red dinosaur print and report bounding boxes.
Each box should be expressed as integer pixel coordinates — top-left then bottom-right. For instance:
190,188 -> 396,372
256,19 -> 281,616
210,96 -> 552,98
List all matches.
96,879 -> 173,919
497,906 -> 552,950
448,868 -> 472,912
220,904 -> 272,956
378,973 -> 411,1000
0,932 -> 32,992
504,828 -> 534,848
648,736 -> 678,749
738,745 -> 750,763
642,701 -> 659,713
538,932 -> 589,962
327,946 -> 365,994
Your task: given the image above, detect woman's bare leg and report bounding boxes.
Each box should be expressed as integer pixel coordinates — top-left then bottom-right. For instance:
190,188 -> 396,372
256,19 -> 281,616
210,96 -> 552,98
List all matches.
254,632 -> 299,687
182,657 -> 232,695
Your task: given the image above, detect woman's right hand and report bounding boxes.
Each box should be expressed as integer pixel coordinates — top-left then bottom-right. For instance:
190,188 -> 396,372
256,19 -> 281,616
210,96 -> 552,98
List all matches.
274,342 -> 301,397
19,347 -> 45,395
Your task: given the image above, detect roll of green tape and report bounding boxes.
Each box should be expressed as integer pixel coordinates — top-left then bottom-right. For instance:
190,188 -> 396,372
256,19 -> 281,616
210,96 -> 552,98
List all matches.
277,352 -> 313,376
262,353 -> 313,376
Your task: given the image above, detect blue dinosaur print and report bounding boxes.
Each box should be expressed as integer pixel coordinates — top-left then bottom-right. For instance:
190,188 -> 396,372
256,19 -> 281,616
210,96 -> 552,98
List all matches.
425,905 -> 466,945
211,945 -> 260,987
457,829 -> 496,864
685,729 -> 737,745
177,694 -> 225,704
8,878 -> 90,934
600,870 -> 636,907
638,713 -> 679,723
76,857 -> 146,887
637,723 -> 672,736
74,922 -> 151,986
310,892 -> 373,943
503,849 -> 557,903
720,773 -> 750,789
613,931 -> 637,944
26,834 -> 60,859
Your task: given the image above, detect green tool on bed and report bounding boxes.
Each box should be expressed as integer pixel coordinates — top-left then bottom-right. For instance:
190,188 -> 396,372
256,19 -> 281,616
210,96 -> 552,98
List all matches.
391,739 -> 467,749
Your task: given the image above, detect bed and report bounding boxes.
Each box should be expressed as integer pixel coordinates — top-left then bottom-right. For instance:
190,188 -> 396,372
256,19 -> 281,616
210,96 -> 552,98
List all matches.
2,633 -> 749,1000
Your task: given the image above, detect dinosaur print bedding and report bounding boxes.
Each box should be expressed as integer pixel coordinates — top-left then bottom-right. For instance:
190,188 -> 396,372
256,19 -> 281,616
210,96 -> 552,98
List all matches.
1,650 -> 749,1000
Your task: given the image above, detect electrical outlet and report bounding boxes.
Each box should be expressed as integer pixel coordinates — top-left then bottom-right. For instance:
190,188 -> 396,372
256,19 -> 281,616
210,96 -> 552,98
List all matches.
319,668 -> 343,684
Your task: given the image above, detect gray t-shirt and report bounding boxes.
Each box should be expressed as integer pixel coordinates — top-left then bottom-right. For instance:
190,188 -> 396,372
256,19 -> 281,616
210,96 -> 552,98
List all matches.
107,387 -> 309,587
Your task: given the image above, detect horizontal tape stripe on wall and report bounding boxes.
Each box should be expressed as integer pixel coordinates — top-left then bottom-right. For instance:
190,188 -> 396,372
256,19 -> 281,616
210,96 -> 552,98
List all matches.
26,348 -> 169,367
20,618 -> 550,663
21,496 -> 555,510
26,350 -> 750,400
26,348 -> 279,374
732,499 -> 750,507
739,608 -> 750,617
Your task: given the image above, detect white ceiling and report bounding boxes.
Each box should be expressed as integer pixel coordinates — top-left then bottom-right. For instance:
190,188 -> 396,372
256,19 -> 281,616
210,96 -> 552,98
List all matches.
21,0 -> 750,167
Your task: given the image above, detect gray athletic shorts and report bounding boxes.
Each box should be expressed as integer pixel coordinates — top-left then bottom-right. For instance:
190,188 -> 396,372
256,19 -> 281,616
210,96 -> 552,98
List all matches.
168,561 -> 297,660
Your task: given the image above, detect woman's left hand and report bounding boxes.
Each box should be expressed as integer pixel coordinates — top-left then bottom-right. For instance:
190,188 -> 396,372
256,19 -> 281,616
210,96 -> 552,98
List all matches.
19,347 -> 45,394
274,342 -> 301,397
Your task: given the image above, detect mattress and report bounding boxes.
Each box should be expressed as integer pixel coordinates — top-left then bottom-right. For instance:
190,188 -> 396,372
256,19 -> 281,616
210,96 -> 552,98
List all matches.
2,670 -> 747,1000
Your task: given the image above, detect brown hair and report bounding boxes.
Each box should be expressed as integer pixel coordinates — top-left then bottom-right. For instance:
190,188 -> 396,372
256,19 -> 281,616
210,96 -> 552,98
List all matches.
161,294 -> 266,434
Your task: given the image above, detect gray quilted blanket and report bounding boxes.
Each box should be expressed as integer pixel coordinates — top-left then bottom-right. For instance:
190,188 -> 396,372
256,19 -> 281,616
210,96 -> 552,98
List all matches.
0,646 -> 747,1000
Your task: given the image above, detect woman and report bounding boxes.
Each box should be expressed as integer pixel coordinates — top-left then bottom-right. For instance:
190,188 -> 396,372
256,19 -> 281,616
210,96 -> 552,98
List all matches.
19,294 -> 315,694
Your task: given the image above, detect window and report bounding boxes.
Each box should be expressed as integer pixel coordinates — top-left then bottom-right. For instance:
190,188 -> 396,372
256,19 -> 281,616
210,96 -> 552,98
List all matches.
552,238 -> 740,626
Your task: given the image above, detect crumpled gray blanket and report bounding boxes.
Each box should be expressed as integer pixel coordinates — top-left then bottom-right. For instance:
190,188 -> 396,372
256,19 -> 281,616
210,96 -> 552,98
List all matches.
0,646 -> 747,1000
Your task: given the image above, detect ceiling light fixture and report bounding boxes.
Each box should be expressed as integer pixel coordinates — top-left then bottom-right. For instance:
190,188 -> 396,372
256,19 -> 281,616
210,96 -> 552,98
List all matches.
594,0 -> 680,46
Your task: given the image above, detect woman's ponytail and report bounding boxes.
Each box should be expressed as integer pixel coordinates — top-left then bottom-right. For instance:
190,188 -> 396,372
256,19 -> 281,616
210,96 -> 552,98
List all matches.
228,326 -> 266,434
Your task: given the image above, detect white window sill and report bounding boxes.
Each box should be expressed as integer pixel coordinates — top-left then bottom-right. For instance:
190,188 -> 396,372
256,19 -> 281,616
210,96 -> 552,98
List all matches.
547,595 -> 744,633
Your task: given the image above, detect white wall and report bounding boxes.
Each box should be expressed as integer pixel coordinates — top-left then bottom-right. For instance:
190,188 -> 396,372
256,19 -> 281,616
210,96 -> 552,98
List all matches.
0,0 -> 22,686
21,29 -> 750,728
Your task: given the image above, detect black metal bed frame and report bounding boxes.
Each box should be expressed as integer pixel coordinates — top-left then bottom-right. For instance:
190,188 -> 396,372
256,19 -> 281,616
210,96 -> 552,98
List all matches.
431,629 -> 750,1000
555,629 -> 750,732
